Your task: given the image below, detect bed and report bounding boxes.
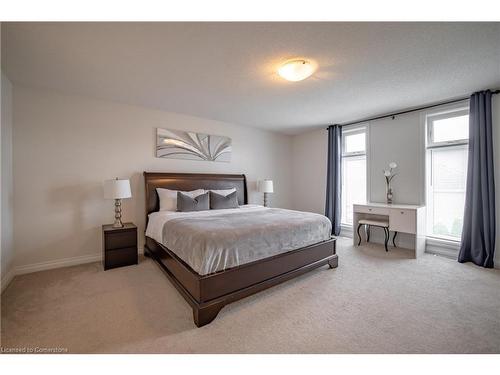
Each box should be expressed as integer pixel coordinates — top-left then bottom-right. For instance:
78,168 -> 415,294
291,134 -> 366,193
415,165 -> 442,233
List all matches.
143,172 -> 338,327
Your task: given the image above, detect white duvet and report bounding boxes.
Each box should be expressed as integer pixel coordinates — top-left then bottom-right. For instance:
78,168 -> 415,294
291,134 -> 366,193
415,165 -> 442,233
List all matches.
146,205 -> 332,275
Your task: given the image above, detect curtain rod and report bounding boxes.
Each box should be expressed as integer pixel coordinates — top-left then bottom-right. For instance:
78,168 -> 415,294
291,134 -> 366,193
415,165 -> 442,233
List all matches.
327,89 -> 500,129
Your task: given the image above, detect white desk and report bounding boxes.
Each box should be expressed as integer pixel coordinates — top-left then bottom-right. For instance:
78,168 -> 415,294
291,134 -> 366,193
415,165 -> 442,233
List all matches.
353,203 -> 426,258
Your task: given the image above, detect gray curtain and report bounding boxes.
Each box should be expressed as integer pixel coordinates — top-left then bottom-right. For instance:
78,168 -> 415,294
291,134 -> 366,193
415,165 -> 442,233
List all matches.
325,125 -> 342,236
458,90 -> 496,268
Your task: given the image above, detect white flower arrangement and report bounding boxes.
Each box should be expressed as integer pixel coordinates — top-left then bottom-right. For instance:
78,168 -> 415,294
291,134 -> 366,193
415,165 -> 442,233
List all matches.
383,162 -> 398,204
383,162 -> 398,184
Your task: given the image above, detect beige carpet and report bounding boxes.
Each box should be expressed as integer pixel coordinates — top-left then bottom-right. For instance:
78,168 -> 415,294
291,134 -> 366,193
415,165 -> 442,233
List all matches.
1,237 -> 500,353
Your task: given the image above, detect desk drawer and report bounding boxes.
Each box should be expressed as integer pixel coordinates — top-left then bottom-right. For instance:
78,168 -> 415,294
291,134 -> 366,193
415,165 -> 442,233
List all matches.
389,209 -> 416,234
354,205 -> 389,216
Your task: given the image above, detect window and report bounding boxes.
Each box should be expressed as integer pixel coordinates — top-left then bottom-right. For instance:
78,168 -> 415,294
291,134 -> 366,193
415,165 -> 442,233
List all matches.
426,108 -> 469,241
341,126 -> 367,225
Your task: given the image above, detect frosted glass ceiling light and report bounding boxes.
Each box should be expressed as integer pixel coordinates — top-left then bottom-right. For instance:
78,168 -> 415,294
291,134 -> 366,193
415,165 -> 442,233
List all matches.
278,59 -> 317,82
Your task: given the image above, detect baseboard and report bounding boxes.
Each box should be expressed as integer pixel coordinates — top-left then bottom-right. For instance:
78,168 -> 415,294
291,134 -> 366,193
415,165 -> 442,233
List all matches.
340,224 -> 353,238
1,267 -> 17,294
1,247 -> 144,293
15,253 -> 103,275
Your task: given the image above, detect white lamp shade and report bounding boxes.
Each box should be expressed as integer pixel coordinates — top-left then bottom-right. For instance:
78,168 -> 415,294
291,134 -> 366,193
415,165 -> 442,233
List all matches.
259,180 -> 274,193
104,179 -> 132,199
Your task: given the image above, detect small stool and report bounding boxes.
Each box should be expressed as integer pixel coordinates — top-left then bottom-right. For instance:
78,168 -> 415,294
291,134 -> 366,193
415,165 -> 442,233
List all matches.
357,219 -> 397,252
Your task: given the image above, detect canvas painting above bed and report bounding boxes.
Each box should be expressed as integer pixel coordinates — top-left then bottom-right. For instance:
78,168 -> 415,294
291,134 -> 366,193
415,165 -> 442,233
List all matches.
156,128 -> 232,162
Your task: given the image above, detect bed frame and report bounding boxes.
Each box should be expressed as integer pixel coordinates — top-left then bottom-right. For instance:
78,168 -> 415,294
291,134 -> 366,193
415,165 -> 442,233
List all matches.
143,172 -> 338,327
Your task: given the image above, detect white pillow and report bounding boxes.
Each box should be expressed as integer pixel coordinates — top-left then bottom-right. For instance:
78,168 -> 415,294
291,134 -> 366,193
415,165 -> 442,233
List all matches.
209,188 -> 237,197
156,188 -> 205,211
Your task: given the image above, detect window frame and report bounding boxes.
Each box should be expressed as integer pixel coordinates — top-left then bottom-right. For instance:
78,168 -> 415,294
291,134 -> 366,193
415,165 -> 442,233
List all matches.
340,124 -> 368,227
425,105 -> 469,242
426,108 -> 469,148
342,127 -> 367,157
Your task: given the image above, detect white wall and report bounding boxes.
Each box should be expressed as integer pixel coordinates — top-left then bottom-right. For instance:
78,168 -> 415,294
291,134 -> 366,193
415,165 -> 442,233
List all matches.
1,72 -> 14,289
291,129 -> 327,215
12,86 -> 293,268
368,112 -> 424,205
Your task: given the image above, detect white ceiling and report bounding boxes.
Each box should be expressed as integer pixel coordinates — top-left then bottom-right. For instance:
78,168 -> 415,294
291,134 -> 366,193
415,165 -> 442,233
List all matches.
2,22 -> 500,134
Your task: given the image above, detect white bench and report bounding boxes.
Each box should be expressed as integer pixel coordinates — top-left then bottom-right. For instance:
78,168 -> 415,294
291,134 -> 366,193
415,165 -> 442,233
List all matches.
357,218 -> 397,252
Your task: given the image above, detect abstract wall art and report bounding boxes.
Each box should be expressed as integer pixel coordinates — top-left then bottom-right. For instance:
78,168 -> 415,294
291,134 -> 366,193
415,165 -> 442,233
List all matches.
156,128 -> 232,162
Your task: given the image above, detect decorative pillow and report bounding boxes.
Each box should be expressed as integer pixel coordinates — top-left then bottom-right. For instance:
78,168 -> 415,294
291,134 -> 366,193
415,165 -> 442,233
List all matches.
208,188 -> 237,197
156,188 -> 205,211
210,191 -> 239,210
177,191 -> 210,212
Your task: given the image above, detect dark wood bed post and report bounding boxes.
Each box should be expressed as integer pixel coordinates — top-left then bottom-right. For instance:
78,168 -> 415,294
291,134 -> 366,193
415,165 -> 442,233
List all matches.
143,172 -> 338,327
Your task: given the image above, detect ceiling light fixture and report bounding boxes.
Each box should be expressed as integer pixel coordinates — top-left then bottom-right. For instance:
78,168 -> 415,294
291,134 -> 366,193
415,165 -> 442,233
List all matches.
278,59 -> 317,82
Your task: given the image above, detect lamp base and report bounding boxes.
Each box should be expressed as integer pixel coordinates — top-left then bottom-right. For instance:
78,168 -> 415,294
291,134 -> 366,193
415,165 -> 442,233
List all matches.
112,220 -> 124,228
113,199 -> 124,228
263,192 -> 269,207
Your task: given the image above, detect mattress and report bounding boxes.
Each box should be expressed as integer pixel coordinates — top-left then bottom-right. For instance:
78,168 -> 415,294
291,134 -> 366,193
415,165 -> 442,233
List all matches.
145,205 -> 332,275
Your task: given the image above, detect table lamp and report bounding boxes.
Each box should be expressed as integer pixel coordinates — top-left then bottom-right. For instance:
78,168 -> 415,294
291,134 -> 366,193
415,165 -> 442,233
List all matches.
104,178 -> 132,228
258,179 -> 274,207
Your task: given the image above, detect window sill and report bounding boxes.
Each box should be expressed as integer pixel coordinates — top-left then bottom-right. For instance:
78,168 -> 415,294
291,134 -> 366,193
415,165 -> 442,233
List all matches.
425,236 -> 460,259
427,234 -> 461,243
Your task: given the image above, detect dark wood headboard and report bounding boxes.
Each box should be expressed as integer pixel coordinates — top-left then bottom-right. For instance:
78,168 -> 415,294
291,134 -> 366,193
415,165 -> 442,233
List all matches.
144,172 -> 248,222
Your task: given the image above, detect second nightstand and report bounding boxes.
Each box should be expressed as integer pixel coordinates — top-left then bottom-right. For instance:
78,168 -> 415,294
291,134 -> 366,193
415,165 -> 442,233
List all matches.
102,223 -> 138,270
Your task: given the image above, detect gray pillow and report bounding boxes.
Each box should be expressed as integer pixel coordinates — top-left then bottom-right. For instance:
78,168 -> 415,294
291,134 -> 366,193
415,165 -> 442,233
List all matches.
210,191 -> 239,210
177,191 -> 210,212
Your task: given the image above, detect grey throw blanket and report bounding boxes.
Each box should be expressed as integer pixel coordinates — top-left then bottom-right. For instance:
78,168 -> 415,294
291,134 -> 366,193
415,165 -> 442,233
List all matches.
162,208 -> 332,275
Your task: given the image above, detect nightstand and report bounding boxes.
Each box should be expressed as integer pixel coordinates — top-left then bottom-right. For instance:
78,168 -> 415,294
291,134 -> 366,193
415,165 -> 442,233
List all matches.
102,223 -> 138,270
